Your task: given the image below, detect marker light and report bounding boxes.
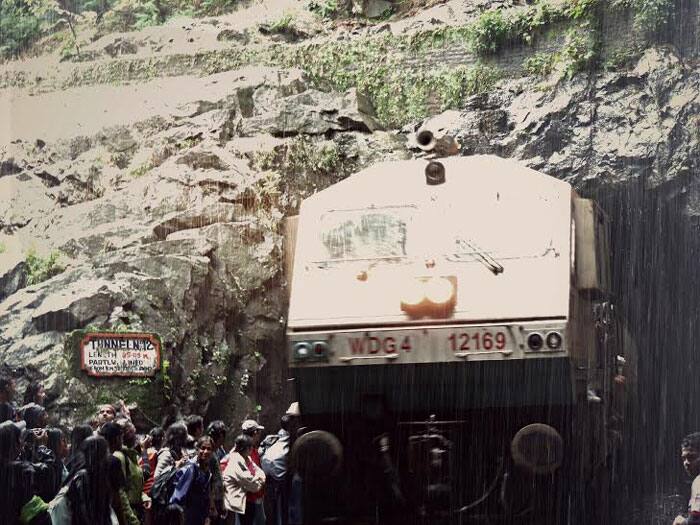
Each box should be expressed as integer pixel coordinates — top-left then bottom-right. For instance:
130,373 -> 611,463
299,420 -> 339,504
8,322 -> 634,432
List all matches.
527,333 -> 544,351
545,332 -> 563,350
293,341 -> 329,362
294,342 -> 312,359
313,341 -> 329,357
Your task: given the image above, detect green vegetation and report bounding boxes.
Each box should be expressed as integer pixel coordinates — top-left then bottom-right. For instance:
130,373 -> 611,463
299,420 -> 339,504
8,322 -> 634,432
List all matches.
196,0 -> 237,15
68,0 -> 117,16
307,0 -> 338,19
251,136 -> 344,211
174,135 -> 203,150
2,0 -> 673,117
284,135 -> 340,177
25,250 -> 65,286
561,27 -> 598,77
129,162 -> 152,177
523,52 -> 556,77
0,243 -> 5,254
267,13 -> 295,33
99,0 -> 163,32
468,2 -> 565,55
160,359 -> 172,402
0,0 -> 41,58
253,136 -> 340,180
277,36 -> 500,126
565,0 -> 600,19
603,45 -> 641,71
469,10 -> 509,54
630,0 -> 674,36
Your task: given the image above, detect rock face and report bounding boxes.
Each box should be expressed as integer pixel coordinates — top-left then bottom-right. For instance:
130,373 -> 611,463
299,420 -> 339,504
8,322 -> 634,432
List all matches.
0,66 -> 407,428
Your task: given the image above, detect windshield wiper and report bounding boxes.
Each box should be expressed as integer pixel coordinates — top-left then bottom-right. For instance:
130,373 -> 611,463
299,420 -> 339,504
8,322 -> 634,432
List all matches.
454,238 -> 504,275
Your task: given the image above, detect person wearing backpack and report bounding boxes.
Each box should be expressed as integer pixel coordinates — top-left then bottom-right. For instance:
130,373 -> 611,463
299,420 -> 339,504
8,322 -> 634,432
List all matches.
62,435 -> 114,525
169,435 -> 215,525
152,423 -> 189,525
140,426 -> 164,497
100,422 -> 140,525
0,420 -> 51,525
260,413 -> 299,525
154,423 -> 188,479
115,419 -> 152,523
206,421 -> 228,525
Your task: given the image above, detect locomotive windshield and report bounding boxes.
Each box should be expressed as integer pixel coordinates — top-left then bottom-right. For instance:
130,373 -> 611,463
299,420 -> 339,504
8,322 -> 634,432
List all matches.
311,200 -> 563,266
317,206 -> 414,262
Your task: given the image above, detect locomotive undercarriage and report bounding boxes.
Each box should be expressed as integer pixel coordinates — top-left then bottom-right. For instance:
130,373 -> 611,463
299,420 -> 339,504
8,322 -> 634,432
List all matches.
291,359 -> 605,525
298,409 -> 571,525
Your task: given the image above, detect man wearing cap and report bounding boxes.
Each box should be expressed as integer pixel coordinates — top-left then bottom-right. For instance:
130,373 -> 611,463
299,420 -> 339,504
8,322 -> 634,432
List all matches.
242,419 -> 266,525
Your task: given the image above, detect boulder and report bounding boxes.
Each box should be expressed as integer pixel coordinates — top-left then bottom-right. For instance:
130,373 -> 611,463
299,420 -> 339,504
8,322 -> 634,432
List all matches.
352,0 -> 393,18
242,87 -> 382,136
0,175 -> 55,234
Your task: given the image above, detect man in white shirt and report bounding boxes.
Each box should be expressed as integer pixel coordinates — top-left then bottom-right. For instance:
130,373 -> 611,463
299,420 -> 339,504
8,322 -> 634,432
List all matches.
261,406 -> 299,525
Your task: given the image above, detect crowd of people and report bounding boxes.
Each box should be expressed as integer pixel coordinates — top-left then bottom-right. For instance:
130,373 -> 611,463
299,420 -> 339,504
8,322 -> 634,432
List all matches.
0,373 -> 302,525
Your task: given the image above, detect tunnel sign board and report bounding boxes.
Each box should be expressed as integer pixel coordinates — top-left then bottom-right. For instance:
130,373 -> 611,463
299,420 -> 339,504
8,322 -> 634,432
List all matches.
79,332 -> 161,377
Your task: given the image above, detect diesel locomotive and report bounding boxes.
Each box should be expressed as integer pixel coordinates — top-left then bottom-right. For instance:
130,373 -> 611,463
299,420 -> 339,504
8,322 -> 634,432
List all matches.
284,132 -> 629,524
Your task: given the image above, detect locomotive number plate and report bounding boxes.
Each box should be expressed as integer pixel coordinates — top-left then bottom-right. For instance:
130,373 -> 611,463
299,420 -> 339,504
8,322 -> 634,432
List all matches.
330,325 -> 516,364
444,328 -> 511,353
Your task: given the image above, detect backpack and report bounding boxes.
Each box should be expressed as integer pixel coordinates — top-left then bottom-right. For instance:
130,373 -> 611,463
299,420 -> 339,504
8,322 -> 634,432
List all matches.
258,434 -> 280,458
114,449 -> 143,505
150,467 -> 180,508
260,436 -> 288,480
49,473 -> 120,525
48,484 -> 71,524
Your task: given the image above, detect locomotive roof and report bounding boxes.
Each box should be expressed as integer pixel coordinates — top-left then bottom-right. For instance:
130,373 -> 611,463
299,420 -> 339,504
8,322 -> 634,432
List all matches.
300,155 -> 571,210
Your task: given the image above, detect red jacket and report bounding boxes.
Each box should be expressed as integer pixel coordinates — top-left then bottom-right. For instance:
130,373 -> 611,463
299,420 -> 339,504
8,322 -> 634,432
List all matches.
246,449 -> 265,502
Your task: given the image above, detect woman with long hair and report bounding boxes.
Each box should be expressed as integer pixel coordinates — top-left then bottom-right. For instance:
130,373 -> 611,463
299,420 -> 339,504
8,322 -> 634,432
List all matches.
31,427 -> 65,503
22,404 -> 48,430
169,435 -> 215,525
65,424 -> 94,478
23,382 -> 46,407
0,421 -> 51,525
46,427 -> 69,483
66,435 -> 113,525
154,422 -> 188,479
140,426 -> 165,497
223,434 -> 266,525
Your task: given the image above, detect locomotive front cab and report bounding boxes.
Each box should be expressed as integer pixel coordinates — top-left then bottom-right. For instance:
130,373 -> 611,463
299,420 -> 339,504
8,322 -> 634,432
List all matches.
285,155 -> 619,524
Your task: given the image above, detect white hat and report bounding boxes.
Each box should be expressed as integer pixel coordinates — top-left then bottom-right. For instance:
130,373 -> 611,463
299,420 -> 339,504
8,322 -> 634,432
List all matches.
285,402 -> 300,416
241,419 -> 264,432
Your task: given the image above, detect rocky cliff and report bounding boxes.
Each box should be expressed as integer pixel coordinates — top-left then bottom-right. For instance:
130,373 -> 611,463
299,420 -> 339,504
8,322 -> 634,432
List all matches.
1,0 -> 699,483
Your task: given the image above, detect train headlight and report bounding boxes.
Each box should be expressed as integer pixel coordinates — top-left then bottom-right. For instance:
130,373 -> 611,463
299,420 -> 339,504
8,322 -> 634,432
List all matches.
424,277 -> 454,305
401,280 -> 426,308
400,276 -> 456,318
527,333 -> 544,351
545,331 -> 562,350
